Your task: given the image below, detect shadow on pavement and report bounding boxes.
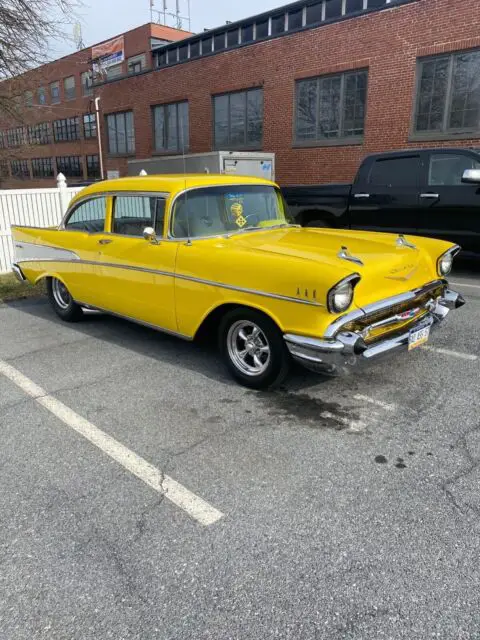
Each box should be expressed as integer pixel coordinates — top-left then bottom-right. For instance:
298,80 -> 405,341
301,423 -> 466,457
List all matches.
5,297 -> 329,393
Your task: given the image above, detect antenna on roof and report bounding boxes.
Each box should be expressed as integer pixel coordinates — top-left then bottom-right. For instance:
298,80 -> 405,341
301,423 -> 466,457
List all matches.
150,0 -> 191,31
73,22 -> 85,50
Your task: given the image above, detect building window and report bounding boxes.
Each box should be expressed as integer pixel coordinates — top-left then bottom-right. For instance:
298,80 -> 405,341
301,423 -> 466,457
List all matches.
128,54 -> 146,74
178,44 -> 188,61
227,29 -> 239,47
106,64 -> 123,79
106,111 -> 135,154
0,132 -> 5,149
271,14 -> 285,35
83,113 -> 97,139
295,69 -> 368,143
152,102 -> 189,153
25,91 -> 33,107
11,160 -> 30,179
346,0 -> 364,12
213,88 -> 263,149
6,127 -> 26,147
81,71 -> 93,96
288,9 -> 303,30
214,32 -> 226,51
28,123 -> 51,145
50,81 -> 60,104
325,0 -> 343,19
306,2 -> 323,24
201,36 -> 213,54
86,154 -> 101,179
0,161 -> 8,178
56,156 -> 83,178
32,158 -> 54,178
64,76 -> 76,100
190,40 -> 200,58
156,49 -> 167,66
414,49 -> 480,136
256,19 -> 269,39
241,24 -> 254,44
38,87 -> 47,105
53,117 -> 80,142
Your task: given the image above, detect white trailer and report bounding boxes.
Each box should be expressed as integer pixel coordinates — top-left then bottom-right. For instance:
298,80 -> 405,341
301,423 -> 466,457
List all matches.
128,151 -> 275,181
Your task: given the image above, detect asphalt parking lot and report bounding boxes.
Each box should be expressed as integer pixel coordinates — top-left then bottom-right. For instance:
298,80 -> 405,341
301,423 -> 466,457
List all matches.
1,263 -> 479,640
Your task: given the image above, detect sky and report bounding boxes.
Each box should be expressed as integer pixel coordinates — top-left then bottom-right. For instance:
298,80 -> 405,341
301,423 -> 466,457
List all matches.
54,0 -> 283,57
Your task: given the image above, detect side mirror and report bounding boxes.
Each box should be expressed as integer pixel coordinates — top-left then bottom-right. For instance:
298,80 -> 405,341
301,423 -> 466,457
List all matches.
143,226 -> 159,244
461,169 -> 480,184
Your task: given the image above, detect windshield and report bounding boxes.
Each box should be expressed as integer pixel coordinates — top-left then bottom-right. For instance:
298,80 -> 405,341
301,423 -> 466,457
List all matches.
171,185 -> 292,238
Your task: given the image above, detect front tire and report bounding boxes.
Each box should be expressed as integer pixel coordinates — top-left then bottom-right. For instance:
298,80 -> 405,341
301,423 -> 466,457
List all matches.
47,277 -> 83,322
219,308 -> 291,389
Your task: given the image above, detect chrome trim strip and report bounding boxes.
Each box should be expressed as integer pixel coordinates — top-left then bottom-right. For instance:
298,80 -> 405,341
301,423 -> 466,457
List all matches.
396,234 -> 417,250
324,279 -> 447,338
11,264 -> 26,282
337,246 -> 364,267
15,258 -> 324,307
76,301 -> 193,341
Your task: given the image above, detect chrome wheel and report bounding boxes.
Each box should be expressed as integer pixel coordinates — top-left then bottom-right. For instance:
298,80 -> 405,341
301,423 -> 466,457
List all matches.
227,320 -> 271,377
51,278 -> 71,310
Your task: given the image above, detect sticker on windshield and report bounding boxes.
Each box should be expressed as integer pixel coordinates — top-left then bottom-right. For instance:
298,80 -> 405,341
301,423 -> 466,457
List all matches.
230,201 -> 247,227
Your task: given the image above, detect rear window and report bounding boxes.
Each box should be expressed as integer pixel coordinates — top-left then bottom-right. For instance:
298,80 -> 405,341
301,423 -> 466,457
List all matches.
368,156 -> 421,187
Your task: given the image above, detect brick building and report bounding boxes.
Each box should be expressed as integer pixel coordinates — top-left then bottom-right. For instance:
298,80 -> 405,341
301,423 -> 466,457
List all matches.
1,0 -> 480,189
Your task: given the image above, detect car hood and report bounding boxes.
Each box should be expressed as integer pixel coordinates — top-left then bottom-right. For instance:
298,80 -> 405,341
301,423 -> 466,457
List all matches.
229,227 -> 439,307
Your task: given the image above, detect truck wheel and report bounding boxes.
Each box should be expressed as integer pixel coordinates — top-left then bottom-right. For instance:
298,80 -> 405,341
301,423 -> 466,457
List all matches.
305,219 -> 329,228
47,277 -> 83,322
219,308 -> 291,389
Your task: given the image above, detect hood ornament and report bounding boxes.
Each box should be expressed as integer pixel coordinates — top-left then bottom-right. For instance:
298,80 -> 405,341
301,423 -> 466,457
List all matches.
338,246 -> 364,267
396,234 -> 417,250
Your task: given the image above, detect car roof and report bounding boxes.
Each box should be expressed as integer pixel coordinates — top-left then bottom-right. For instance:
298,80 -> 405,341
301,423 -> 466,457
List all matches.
363,147 -> 480,162
70,174 -> 277,203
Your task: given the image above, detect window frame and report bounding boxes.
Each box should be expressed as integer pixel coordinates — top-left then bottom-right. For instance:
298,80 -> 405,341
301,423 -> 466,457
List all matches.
411,49 -> 480,141
111,194 -> 167,237
63,195 -> 108,232
50,81 -> 60,104
152,101 -> 189,154
86,154 -> 101,179
53,117 -> 80,142
64,75 -> 76,101
83,113 -> 97,139
11,159 -> 30,179
81,71 -> 93,96
106,111 -> 135,156
212,87 -> 264,151
293,68 -> 368,147
32,157 -> 54,179
56,155 -> 83,178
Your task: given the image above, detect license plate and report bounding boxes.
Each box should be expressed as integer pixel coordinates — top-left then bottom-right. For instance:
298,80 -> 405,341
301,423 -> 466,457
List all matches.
408,324 -> 430,351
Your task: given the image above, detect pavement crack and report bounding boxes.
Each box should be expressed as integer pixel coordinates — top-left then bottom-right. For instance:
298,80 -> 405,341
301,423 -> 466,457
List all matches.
441,422 -> 480,517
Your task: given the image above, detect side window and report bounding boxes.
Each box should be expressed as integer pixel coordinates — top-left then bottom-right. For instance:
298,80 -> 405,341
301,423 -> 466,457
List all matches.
368,156 -> 421,187
428,154 -> 480,186
113,196 -> 166,237
65,197 -> 107,232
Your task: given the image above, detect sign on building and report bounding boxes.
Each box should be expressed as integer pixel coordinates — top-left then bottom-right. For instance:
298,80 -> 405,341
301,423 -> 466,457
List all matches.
92,36 -> 125,71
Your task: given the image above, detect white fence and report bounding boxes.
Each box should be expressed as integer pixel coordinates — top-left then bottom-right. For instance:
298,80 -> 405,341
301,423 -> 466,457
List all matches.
0,174 -> 83,274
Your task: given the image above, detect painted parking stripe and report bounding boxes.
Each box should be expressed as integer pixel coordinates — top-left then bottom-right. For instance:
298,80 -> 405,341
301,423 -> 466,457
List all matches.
353,394 -> 397,412
421,346 -> 478,361
0,359 -> 224,527
450,281 -> 480,290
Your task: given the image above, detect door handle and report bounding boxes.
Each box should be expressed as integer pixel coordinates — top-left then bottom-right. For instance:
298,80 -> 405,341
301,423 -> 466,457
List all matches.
98,238 -> 113,245
354,193 -> 370,199
420,193 -> 439,199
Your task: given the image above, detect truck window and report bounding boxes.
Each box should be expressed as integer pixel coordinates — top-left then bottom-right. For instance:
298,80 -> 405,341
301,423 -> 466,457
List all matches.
428,153 -> 480,186
368,156 -> 421,187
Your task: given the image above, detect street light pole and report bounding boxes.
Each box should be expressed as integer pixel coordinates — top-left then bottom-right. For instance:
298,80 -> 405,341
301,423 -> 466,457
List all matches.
95,97 -> 105,180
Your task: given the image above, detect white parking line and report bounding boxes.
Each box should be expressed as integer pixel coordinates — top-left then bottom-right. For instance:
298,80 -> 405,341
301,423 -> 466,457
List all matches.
450,281 -> 480,290
353,394 -> 397,412
421,346 -> 478,361
0,360 -> 224,527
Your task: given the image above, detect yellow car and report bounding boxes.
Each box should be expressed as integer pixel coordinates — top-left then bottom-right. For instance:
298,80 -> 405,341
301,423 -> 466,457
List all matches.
11,174 -> 464,389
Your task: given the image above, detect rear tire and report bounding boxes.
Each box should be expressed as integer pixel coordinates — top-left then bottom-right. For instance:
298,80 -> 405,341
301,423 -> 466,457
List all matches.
47,277 -> 83,322
219,308 -> 291,389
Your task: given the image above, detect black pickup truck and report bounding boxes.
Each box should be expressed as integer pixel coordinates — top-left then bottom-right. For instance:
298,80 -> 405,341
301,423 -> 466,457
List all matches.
283,148 -> 480,257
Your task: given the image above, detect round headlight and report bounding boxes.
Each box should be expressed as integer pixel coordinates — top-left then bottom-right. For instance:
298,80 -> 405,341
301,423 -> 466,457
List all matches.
438,253 -> 453,276
329,282 -> 354,313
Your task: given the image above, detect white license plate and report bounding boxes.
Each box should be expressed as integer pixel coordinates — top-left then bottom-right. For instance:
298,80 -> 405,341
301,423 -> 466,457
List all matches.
408,324 -> 430,351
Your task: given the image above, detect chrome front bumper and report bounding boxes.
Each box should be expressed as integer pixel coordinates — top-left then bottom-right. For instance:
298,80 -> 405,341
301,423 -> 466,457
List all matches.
284,288 -> 465,375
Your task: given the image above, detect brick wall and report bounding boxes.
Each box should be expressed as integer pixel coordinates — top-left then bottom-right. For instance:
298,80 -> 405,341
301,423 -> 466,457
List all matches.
2,0 -> 480,188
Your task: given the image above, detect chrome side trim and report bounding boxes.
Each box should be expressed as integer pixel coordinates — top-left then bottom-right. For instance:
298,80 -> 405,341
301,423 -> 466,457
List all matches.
15,258 -> 324,307
324,279 -> 447,338
76,301 -> 193,341
14,241 -> 81,263
11,264 -> 26,282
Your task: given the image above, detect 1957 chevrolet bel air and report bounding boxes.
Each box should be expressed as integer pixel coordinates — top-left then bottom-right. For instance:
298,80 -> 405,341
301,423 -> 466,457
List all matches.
11,174 -> 465,389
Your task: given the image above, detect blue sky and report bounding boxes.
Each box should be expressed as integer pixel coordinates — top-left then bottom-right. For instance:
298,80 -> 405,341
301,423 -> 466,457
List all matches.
55,0 -> 282,56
